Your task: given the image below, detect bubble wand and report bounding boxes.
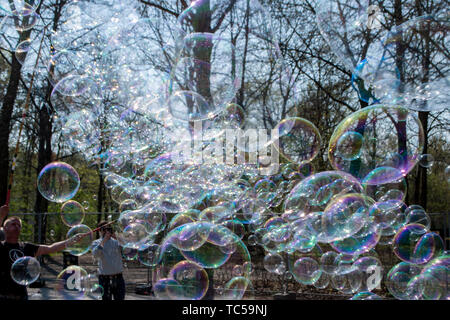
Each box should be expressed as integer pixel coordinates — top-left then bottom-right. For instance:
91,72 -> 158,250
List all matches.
5,28 -> 47,207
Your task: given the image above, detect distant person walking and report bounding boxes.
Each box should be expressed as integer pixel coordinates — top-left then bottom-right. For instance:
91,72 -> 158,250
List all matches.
92,221 -> 125,300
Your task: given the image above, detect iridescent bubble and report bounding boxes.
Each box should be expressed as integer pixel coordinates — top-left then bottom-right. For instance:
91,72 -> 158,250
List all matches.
386,262 -> 422,300
263,253 -> 285,275
122,244 -> 138,261
330,268 -> 362,294
60,200 -> 85,227
405,208 -> 431,230
55,266 -> 88,300
313,272 -> 330,289
330,221 -> 380,256
154,222 -> 251,300
10,256 -> 40,286
37,162 -> 80,203
312,193 -> 374,243
362,167 -> 407,202
369,200 -> 406,229
290,257 -> 322,285
168,260 -> 209,300
66,224 -> 93,256
284,170 -> 363,218
221,276 -> 251,300
138,243 -> 160,267
119,199 -> 137,212
393,224 -> 444,265
350,292 -> 383,300
15,39 -> 32,65
419,154 -> 434,168
273,117 -> 321,164
329,105 -> 424,184
320,251 -> 339,275
12,3 -> 40,32
445,165 -> 450,183
353,256 -> 383,292
336,131 -> 364,161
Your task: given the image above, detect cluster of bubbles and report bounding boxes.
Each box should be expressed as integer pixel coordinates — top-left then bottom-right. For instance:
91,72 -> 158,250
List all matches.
4,0 -> 448,300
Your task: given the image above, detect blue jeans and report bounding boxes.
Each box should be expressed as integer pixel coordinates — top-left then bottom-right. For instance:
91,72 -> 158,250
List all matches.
98,274 -> 125,300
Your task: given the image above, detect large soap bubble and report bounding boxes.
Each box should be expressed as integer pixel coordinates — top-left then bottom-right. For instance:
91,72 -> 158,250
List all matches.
60,200 -> 85,227
37,162 -> 80,203
153,222 -> 252,300
10,256 -> 40,286
329,105 -> 424,184
65,224 -> 93,256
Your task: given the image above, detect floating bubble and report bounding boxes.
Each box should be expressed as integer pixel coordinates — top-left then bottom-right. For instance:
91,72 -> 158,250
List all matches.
15,39 -> 32,65
419,154 -> 434,168
60,200 -> 85,227
55,266 -> 88,300
350,292 -> 383,300
66,224 -> 93,256
445,165 -> 450,183
320,251 -> 339,275
329,105 -> 424,184
37,162 -> 80,203
12,3 -> 40,32
393,224 -> 444,265
336,131 -> 364,161
263,253 -> 285,275
353,256 -> 383,292
386,262 -> 422,300
10,256 -> 40,286
137,242 -> 160,267
167,260 -> 209,300
273,117 -> 321,164
290,257 -> 322,285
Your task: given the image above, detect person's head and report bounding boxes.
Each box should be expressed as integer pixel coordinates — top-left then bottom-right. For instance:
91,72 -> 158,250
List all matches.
3,216 -> 22,242
98,221 -> 113,237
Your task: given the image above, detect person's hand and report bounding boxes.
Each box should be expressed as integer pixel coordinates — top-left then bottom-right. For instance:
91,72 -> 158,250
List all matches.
0,205 -> 9,222
104,230 -> 112,241
66,233 -> 84,247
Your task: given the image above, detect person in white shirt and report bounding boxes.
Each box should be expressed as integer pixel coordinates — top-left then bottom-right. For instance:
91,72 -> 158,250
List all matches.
91,221 -> 125,300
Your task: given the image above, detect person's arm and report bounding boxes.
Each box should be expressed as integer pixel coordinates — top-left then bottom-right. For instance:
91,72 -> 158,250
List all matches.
0,205 -> 9,227
35,233 -> 83,257
0,205 -> 8,240
92,232 -> 111,259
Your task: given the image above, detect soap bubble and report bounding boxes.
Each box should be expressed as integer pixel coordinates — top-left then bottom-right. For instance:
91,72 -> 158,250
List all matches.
329,105 -> 424,184
386,262 -> 422,300
353,256 -> 383,292
137,243 -> 160,267
264,253 -> 286,275
66,224 -> 93,256
350,292 -> 383,300
15,39 -> 32,65
10,256 -> 40,286
336,131 -> 364,161
56,266 -> 88,300
393,224 -> 444,265
37,162 -> 80,203
167,260 -> 209,300
273,117 -> 321,164
153,222 -> 251,300
60,200 -> 85,227
419,154 -> 435,168
320,251 -> 339,275
290,257 -> 322,285
445,166 -> 450,183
